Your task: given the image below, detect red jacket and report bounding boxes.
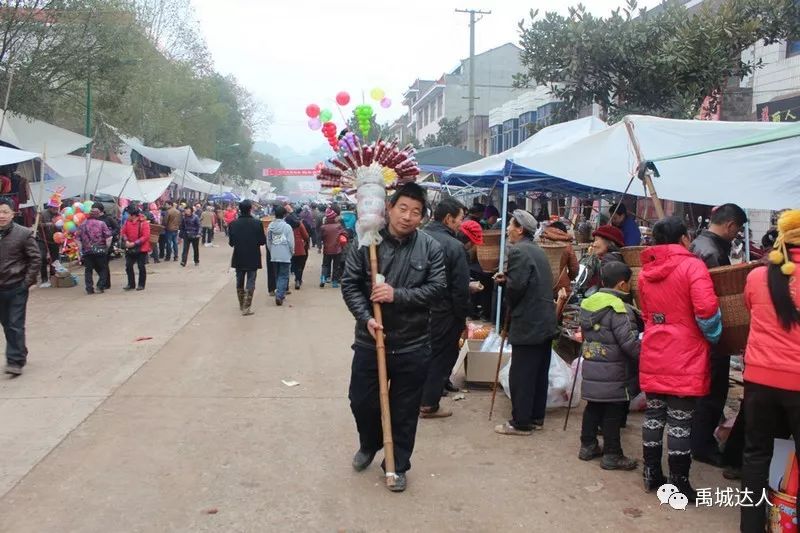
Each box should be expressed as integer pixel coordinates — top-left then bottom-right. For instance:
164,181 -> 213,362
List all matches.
121,215 -> 152,253
224,209 -> 238,225
743,249 -> 800,391
320,221 -> 345,255
293,223 -> 309,256
638,244 -> 719,397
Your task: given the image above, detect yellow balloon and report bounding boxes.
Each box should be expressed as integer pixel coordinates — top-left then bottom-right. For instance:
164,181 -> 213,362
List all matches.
332,187 -> 341,194
370,88 -> 385,101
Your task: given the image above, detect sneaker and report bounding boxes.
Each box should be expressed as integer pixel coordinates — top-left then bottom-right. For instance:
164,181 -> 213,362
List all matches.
388,473 -> 407,493
494,422 -> 533,436
96,288 -> 104,294
420,406 -> 453,419
578,443 -> 603,461
331,281 -> 340,289
4,364 -> 23,376
275,297 -> 283,306
601,454 -> 638,471
352,449 -> 376,472
268,291 -> 275,296
38,282 -> 51,288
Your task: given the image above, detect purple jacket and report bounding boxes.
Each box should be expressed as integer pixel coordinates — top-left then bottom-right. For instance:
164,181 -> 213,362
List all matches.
78,217 -> 112,254
179,214 -> 201,239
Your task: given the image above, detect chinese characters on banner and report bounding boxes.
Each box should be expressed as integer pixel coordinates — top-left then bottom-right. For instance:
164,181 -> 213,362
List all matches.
757,94 -> 800,123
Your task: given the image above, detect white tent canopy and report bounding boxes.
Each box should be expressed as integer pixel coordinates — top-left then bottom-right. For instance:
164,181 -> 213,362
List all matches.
28,155 -> 136,205
112,128 -> 221,175
0,145 -> 39,166
96,177 -> 173,203
170,169 -> 230,194
0,110 -> 91,156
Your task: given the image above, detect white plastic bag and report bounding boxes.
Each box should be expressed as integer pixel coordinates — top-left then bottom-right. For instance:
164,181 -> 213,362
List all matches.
498,350 -> 579,408
354,164 -> 386,247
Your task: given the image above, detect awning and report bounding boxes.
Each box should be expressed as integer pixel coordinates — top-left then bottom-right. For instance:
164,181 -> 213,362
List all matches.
170,169 -> 230,194
0,145 -> 40,166
0,110 -> 91,156
31,155 -> 136,203
96,177 -> 173,203
113,129 -> 220,174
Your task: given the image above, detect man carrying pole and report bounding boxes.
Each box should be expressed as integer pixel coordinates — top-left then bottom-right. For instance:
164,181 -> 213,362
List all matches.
341,182 -> 446,492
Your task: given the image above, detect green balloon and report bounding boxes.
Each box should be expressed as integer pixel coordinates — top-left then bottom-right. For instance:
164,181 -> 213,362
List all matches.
320,109 -> 333,122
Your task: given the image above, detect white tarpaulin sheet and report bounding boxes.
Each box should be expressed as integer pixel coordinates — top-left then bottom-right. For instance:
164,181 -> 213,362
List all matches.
0,110 -> 91,156
0,145 -> 39,166
29,156 -> 134,206
506,115 -> 800,210
170,169 -> 229,194
113,129 -> 220,174
96,177 -> 173,203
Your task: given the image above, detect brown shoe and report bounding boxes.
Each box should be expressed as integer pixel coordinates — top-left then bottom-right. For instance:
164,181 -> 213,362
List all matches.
420,406 -> 453,419
494,422 -> 532,436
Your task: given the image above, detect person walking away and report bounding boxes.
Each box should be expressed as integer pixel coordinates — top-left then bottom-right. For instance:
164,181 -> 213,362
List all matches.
341,183 -> 446,492
179,206 -> 201,267
0,197 -> 41,376
121,205 -> 151,291
301,205 -> 318,251
638,216 -> 721,501
608,202 -> 641,247
77,203 -> 112,294
739,209 -> 800,532
164,201 -> 181,261
542,220 -> 580,299
493,210 -> 558,435
291,215 -> 310,290
229,200 -> 266,316
158,203 -> 169,259
314,205 -> 324,253
224,204 -> 238,237
215,204 -> 225,235
35,201 -> 61,288
320,207 -> 346,288
420,198 -> 471,418
578,261 -> 641,470
266,205 -> 294,306
200,205 -> 215,247
687,203 -> 748,468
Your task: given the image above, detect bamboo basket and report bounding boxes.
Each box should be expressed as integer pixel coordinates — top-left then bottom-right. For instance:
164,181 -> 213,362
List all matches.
709,262 -> 760,355
149,224 -> 164,245
477,230 -> 502,272
621,246 -> 646,267
539,242 -> 568,283
261,216 -> 273,232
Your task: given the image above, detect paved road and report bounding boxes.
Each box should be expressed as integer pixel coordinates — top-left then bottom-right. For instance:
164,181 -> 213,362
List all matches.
0,244 -> 740,532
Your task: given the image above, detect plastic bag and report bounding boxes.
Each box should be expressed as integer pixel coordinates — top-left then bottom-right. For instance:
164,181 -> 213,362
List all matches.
498,350 -> 579,409
354,165 -> 386,247
630,392 -> 647,411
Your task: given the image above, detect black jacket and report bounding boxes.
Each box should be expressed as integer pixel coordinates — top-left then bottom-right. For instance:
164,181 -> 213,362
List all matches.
99,213 -> 120,237
690,229 -> 731,269
0,223 -> 41,288
228,214 -> 266,270
505,238 -> 558,346
579,289 -> 641,402
423,221 -> 471,334
341,228 -> 447,354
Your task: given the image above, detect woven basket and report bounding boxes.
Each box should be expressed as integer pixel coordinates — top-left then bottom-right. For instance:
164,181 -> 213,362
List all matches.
477,230 -> 502,272
709,262 -> 760,355
149,224 -> 164,245
629,266 -> 643,307
621,246 -> 646,267
261,216 -> 273,232
539,242 -> 567,282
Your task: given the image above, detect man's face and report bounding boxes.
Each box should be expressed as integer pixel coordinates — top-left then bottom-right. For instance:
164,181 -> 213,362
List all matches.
611,212 -> 625,227
388,196 -> 423,237
0,203 -> 14,227
723,221 -> 743,242
443,210 -> 464,233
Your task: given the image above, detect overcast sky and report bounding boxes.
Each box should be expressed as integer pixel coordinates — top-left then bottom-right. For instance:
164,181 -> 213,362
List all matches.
192,0 -> 662,156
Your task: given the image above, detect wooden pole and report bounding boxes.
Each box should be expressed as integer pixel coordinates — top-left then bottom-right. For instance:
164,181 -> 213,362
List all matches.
623,117 -> 665,219
563,356 -> 582,431
488,312 -> 511,420
369,242 -> 396,487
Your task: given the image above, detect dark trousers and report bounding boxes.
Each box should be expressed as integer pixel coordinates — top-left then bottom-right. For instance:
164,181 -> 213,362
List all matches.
420,321 -> 463,409
740,382 -> 800,533
83,254 -> 110,292
291,255 -> 308,285
692,354 -> 730,457
470,270 -> 494,320
164,231 -> 178,260
158,234 -> 167,258
322,253 -> 341,282
642,393 -> 696,475
201,227 -> 214,244
349,345 -> 430,474
0,284 -> 29,367
125,252 -> 147,288
581,401 -> 628,456
37,241 -> 60,283
235,270 -> 257,291
181,237 -> 200,265
509,342 -> 552,430
266,248 -> 276,293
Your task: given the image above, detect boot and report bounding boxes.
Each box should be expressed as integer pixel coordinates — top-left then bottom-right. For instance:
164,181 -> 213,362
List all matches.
242,290 -> 254,316
237,289 -> 245,311
643,445 -> 666,492
668,455 -> 697,503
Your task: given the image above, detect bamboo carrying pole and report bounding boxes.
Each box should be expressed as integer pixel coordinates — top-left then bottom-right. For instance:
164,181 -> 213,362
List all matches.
369,243 -> 396,487
488,312 -> 511,420
623,117 -> 665,220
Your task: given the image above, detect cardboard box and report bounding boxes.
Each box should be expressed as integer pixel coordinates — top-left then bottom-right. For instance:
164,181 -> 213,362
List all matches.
464,339 -> 511,385
50,274 -> 77,288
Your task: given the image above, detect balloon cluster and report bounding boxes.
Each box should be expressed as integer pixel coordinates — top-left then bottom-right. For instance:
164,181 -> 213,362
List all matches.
338,131 -> 358,153
354,104 -> 374,139
321,121 -> 338,150
52,200 -> 94,245
370,87 -> 391,109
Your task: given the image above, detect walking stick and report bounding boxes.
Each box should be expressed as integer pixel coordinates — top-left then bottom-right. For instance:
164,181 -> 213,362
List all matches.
563,355 -> 582,431
488,311 -> 511,421
369,243 -> 396,488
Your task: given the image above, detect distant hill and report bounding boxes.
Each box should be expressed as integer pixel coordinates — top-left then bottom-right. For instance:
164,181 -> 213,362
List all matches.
252,140 -> 331,169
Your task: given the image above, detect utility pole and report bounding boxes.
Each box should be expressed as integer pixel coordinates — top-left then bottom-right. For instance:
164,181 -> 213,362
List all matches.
456,8 -> 491,153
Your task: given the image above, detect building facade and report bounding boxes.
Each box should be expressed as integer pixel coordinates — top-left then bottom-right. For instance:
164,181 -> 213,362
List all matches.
744,39 -> 800,123
487,87 -> 563,155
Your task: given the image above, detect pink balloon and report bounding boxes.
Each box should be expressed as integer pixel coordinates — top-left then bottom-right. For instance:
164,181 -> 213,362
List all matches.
380,97 -> 392,109
336,91 -> 351,106
308,118 -> 322,131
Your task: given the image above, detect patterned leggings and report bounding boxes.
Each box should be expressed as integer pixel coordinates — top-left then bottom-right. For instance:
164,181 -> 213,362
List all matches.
642,393 -> 696,466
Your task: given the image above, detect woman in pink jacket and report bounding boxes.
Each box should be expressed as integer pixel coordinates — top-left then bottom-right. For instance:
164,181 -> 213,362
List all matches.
638,217 -> 720,500
740,210 -> 800,533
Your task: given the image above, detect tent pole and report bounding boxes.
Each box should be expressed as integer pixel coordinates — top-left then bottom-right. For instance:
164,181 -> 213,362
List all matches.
116,169 -> 135,207
179,148 -> 191,192
92,153 -> 107,196
495,173 -> 510,332
623,117 -> 665,219
0,68 -> 13,140
744,209 -> 751,262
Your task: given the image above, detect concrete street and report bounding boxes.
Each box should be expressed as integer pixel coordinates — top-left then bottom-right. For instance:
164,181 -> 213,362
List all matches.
0,244 -> 740,532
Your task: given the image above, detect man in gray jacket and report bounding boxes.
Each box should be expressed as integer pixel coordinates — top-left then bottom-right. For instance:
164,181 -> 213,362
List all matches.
266,205 -> 294,306
0,197 -> 41,375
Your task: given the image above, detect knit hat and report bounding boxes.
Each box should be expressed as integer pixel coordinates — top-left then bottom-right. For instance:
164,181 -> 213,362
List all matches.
511,209 -> 538,235
325,207 -> 337,222
768,209 -> 800,276
460,219 -> 484,245
592,224 -> 625,248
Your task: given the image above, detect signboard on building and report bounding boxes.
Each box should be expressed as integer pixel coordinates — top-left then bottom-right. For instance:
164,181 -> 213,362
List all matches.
757,95 -> 800,123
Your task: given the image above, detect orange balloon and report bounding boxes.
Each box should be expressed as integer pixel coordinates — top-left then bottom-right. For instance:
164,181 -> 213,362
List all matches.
73,212 -> 86,225
65,213 -> 73,221
53,232 -> 65,244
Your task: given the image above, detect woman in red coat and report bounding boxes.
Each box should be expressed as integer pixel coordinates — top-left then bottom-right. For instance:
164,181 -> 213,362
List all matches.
638,217 -> 720,499
740,209 -> 800,533
120,205 -> 152,291
291,219 -> 310,290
